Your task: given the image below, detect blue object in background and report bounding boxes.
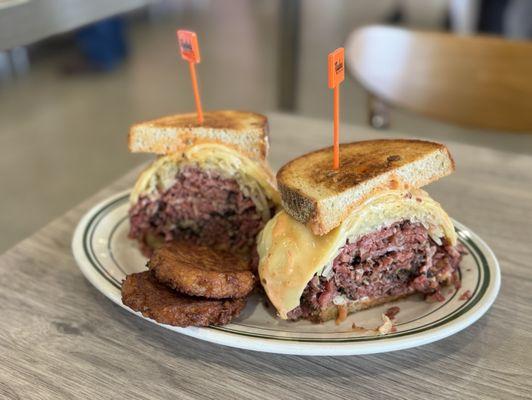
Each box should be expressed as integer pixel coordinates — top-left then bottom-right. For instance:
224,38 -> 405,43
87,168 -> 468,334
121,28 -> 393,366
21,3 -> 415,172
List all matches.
75,17 -> 128,71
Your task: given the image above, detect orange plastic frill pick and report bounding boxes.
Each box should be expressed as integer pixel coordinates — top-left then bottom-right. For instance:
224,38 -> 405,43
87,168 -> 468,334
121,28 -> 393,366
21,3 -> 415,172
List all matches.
177,29 -> 203,124
328,47 -> 345,170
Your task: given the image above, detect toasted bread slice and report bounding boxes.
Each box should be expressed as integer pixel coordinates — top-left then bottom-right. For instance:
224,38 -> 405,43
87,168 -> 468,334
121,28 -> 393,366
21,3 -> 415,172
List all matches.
148,241 -> 256,299
277,139 -> 455,235
128,110 -> 269,160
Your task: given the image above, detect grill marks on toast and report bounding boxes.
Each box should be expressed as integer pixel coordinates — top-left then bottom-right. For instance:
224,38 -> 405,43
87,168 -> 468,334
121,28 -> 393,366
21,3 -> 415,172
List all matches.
128,110 -> 269,160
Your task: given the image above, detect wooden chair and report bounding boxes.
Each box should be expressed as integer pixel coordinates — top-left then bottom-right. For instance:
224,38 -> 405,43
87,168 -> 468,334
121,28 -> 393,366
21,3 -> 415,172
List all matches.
345,25 -> 532,132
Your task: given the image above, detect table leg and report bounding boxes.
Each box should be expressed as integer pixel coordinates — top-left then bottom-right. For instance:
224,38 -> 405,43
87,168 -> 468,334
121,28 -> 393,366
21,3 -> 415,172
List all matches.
277,0 -> 301,111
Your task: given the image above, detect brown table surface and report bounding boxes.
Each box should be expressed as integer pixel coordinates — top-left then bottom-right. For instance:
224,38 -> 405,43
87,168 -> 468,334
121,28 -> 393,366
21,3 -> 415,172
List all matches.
1,113 -> 531,399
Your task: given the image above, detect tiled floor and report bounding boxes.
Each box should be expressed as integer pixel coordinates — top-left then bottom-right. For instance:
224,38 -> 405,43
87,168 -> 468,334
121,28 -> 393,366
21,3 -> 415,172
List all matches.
1,1 -> 531,252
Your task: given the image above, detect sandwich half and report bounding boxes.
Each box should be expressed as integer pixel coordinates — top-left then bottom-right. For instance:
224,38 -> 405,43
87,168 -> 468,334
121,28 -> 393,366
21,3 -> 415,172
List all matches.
128,111 -> 280,257
258,139 -> 463,322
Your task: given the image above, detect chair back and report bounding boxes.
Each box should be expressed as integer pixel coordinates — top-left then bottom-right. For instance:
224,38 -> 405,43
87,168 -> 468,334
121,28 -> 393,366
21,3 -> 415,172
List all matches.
346,25 -> 532,132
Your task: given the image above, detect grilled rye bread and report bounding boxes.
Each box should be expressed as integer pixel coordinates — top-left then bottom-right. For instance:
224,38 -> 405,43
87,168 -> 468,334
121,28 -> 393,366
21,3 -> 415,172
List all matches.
277,139 -> 454,235
128,110 -> 269,160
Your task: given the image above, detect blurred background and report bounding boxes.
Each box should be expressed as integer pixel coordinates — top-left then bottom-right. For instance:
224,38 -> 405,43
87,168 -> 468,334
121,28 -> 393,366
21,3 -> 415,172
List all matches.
1,0 -> 532,252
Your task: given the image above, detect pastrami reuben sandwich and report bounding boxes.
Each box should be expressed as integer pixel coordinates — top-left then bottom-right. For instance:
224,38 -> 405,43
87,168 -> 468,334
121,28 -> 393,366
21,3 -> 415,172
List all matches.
127,110 -> 280,257
257,139 -> 463,322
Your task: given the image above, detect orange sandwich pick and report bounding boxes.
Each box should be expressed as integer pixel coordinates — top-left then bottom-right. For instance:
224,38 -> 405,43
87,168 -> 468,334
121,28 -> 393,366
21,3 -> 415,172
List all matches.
177,30 -> 204,124
328,47 -> 345,170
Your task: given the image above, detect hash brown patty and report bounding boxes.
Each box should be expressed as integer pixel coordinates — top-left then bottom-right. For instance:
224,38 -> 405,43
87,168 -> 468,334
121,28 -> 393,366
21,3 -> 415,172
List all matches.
147,241 -> 256,299
121,271 -> 246,327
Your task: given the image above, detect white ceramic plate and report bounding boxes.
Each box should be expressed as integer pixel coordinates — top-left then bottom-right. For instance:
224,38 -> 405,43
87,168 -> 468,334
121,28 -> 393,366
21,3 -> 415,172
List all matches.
72,191 -> 500,356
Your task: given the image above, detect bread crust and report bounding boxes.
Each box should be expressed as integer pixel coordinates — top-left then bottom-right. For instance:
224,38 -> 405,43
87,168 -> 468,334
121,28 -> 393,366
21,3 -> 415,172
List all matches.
277,139 -> 455,235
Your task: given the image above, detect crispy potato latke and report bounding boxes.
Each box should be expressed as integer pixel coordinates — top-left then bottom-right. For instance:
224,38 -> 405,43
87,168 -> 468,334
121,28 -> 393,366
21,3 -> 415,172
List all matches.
147,241 -> 256,299
121,272 -> 246,327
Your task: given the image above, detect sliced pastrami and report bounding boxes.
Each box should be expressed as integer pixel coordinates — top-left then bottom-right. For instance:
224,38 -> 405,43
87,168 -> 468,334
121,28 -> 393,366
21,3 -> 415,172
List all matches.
288,221 -> 463,321
129,166 -> 271,257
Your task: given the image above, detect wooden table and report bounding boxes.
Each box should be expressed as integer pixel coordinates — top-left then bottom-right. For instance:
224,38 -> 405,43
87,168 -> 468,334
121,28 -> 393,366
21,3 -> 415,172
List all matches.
1,113 -> 531,399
